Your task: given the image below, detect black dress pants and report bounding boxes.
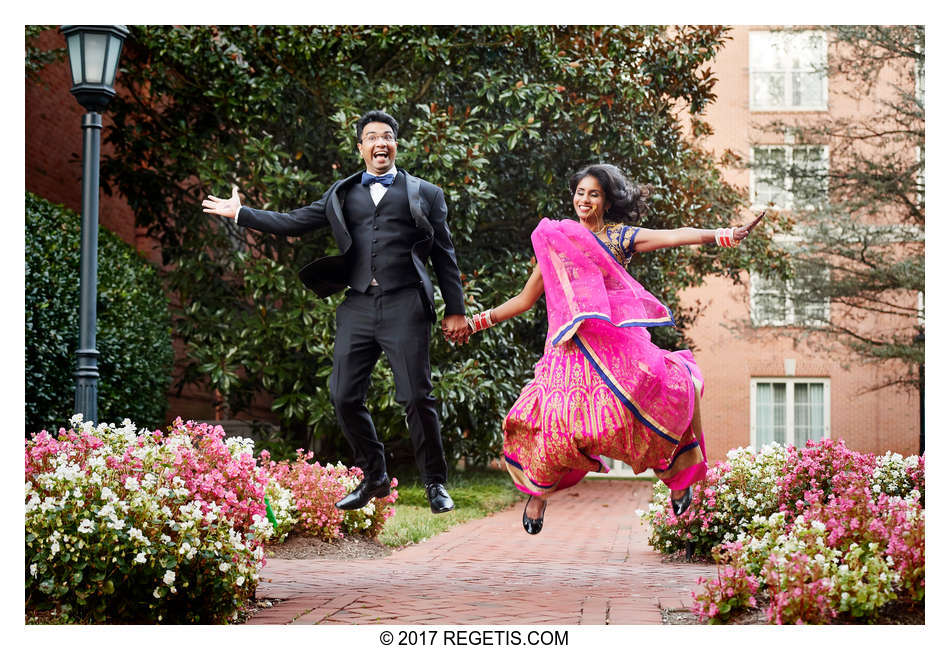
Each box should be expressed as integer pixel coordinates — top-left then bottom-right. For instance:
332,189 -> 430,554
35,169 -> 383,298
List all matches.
328,285 -> 447,485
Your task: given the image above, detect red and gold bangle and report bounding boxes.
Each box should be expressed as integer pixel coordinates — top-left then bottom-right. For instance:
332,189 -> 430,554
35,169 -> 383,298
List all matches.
715,227 -> 737,248
466,309 -> 496,333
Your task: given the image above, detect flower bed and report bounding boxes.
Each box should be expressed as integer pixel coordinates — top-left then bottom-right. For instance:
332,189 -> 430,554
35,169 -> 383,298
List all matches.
640,439 -> 924,624
25,417 -> 272,623
26,416 -> 398,623
259,449 -> 397,542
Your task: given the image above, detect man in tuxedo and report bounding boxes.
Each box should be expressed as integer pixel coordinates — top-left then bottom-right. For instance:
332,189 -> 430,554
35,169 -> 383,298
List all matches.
202,110 -> 469,514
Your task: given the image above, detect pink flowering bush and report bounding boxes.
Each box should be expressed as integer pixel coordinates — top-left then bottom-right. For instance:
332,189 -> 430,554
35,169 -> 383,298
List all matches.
643,439 -> 925,624
25,416 -> 274,623
691,542 -> 759,624
260,450 -> 397,542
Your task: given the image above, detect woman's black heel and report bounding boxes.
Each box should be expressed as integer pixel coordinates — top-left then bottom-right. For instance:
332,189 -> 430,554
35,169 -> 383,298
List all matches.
522,496 -> 547,534
671,485 -> 693,517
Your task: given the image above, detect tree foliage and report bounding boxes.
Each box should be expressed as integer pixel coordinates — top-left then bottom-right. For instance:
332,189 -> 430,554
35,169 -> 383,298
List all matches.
751,26 -> 924,391
36,26 -> 782,463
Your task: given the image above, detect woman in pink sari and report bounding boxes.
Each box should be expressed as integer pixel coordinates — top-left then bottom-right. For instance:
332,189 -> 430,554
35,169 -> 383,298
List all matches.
466,164 -> 762,534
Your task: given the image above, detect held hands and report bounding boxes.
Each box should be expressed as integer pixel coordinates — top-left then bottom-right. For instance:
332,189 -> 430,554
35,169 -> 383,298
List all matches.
202,185 -> 242,220
441,314 -> 471,345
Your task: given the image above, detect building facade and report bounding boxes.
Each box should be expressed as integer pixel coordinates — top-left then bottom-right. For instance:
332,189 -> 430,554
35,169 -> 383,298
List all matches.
678,26 -> 921,461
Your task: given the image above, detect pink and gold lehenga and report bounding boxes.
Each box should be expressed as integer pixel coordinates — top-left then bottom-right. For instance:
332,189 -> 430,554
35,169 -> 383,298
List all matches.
503,218 -> 707,496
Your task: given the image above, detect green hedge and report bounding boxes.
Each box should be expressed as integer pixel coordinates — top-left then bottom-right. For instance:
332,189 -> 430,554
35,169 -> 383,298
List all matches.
25,192 -> 174,434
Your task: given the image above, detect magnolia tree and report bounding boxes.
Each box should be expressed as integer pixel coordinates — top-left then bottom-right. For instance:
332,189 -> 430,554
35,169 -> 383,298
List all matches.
28,26 -> 787,463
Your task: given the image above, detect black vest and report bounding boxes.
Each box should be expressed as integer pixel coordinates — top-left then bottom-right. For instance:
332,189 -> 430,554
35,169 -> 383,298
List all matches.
341,173 -> 422,292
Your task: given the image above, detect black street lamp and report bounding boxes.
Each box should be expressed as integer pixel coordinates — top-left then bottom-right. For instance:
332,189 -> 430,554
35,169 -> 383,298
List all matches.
61,25 -> 129,424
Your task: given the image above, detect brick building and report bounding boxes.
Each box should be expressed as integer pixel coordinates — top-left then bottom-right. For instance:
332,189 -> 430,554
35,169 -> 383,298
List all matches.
25,26 -> 922,459
679,26 -> 921,460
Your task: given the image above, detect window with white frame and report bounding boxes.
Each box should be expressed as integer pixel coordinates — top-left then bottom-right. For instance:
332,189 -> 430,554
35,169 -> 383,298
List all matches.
750,30 -> 827,111
751,145 -> 828,210
751,378 -> 829,449
750,265 -> 830,327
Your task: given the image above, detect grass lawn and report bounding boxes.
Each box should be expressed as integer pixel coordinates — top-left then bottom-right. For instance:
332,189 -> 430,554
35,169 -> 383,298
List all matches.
379,466 -> 524,547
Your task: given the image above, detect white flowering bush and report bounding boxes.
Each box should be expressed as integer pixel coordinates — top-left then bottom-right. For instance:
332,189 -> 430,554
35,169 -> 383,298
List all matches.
263,478 -> 297,543
642,443 -> 789,556
26,417 -> 273,623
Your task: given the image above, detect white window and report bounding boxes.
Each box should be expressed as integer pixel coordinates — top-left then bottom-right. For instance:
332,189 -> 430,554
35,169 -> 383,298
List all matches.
751,378 -> 830,449
751,145 -> 828,211
750,266 -> 830,327
750,30 -> 827,111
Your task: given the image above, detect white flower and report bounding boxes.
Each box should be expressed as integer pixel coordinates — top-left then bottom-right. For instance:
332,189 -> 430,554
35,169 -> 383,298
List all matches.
153,588 -> 162,599
219,562 -> 230,573
50,540 -> 60,556
163,570 -> 175,586
236,575 -> 245,587
29,564 -> 37,577
78,518 -> 96,534
134,552 -> 147,564
124,476 -> 140,490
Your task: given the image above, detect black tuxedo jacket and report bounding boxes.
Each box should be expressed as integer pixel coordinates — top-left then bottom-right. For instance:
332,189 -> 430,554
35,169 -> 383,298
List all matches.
237,169 -> 465,322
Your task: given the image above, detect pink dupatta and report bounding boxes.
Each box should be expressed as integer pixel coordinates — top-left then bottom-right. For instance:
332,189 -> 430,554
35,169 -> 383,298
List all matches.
530,218 -> 705,487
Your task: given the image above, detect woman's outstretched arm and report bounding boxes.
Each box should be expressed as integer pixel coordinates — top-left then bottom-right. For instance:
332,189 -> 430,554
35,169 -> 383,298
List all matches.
468,264 -> 544,334
634,212 -> 765,253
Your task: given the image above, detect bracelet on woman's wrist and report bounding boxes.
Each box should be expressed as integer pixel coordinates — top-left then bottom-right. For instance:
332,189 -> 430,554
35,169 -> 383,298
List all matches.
715,227 -> 737,248
467,309 -> 496,333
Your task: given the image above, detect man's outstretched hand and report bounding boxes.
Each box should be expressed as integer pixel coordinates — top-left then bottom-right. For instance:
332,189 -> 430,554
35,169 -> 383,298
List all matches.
202,185 -> 242,220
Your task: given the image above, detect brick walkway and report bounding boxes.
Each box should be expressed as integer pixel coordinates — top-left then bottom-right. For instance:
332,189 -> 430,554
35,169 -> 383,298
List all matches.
245,479 -> 715,625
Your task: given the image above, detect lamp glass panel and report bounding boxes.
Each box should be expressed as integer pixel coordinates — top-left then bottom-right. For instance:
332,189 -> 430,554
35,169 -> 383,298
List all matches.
66,33 -> 83,85
83,33 -> 108,84
104,35 -> 122,86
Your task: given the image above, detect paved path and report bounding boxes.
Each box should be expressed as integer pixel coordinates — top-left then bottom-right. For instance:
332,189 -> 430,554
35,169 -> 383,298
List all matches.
245,480 -> 715,625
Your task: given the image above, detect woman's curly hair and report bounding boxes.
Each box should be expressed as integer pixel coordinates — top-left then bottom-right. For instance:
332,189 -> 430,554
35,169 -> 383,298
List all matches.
569,163 -> 653,222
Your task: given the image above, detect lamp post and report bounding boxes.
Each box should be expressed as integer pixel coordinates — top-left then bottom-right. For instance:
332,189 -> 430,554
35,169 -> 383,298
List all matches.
61,25 -> 129,424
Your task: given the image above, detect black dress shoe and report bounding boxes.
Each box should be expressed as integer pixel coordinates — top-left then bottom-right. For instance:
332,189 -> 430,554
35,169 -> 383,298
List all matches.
425,483 -> 455,514
671,485 -> 693,517
522,496 -> 547,535
335,474 -> 391,510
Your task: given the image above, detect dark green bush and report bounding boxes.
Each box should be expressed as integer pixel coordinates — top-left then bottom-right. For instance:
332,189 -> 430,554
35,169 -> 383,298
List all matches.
25,192 -> 174,433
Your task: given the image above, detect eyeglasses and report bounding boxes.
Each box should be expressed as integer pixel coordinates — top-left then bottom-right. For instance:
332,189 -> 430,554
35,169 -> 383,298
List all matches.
361,134 -> 396,145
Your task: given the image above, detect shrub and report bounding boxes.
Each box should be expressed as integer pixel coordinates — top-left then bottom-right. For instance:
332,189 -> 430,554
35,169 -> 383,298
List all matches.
262,479 -> 297,543
691,541 -> 760,624
649,439 -> 926,624
643,443 -> 789,557
25,416 -> 272,623
259,450 -> 397,541
25,192 -> 174,434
